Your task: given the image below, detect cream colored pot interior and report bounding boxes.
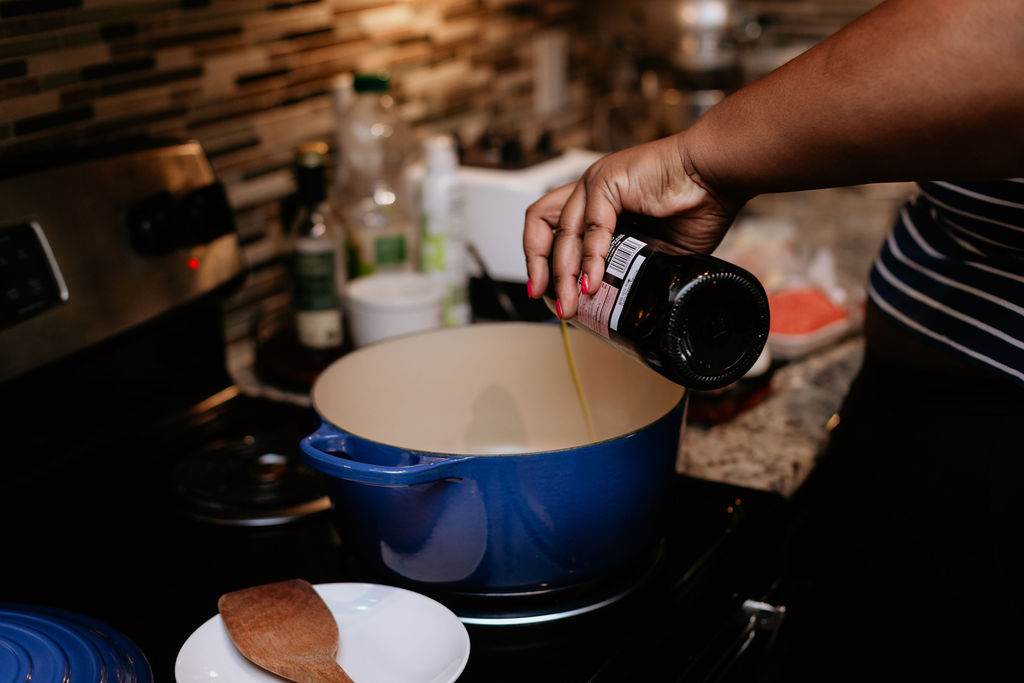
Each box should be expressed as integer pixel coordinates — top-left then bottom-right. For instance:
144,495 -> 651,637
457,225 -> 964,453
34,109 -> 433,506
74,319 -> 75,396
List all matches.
311,322 -> 685,455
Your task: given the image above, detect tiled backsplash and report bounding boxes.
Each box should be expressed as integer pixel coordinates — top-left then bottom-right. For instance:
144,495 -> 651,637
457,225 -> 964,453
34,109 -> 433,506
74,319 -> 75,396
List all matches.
0,0 -> 878,349
1,0 -> 596,344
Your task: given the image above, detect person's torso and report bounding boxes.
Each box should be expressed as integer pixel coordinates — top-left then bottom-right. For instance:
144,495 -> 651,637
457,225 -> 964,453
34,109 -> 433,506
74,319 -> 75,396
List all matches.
867,179 -> 1024,387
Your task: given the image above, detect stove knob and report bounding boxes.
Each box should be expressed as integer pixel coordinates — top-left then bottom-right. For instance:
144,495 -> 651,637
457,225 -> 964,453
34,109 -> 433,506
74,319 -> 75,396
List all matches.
179,182 -> 236,245
126,183 -> 236,255
126,190 -> 183,255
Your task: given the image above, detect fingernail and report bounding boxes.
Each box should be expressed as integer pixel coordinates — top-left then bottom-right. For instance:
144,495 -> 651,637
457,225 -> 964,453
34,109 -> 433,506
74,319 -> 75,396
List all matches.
580,273 -> 590,296
556,299 -> 564,319
526,279 -> 534,298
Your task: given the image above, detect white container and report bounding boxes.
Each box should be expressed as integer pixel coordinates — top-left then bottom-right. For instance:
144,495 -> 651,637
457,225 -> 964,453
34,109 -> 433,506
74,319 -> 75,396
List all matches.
457,149 -> 602,283
344,272 -> 444,348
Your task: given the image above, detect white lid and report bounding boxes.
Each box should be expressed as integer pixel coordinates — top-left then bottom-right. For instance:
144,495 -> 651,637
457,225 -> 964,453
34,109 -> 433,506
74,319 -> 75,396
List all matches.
424,134 -> 457,171
345,272 -> 443,311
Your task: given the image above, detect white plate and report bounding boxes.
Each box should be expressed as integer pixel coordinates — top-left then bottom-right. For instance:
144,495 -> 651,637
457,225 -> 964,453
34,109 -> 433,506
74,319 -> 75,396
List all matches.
174,582 -> 470,683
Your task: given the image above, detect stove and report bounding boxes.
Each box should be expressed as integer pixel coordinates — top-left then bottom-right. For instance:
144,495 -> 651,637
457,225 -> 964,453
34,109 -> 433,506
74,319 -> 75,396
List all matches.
0,142 -> 791,682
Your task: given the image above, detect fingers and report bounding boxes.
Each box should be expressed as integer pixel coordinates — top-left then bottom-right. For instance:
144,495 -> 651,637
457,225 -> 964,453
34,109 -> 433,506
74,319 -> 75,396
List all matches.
523,172 -> 620,320
549,181 -> 587,317
580,191 -> 619,302
524,182 -> 575,299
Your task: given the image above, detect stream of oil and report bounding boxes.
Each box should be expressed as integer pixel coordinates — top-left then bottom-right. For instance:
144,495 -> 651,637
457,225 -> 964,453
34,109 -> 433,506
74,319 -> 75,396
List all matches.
560,320 -> 596,442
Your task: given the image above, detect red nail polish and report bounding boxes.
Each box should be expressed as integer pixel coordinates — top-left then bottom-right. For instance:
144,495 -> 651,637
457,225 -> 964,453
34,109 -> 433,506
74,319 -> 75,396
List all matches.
527,279 -> 534,298
556,299 -> 564,319
580,273 -> 590,296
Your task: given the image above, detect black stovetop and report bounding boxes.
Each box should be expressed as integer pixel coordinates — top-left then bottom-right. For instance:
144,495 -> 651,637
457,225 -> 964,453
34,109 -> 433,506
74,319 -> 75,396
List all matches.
1,378 -> 789,682
1,287 -> 791,682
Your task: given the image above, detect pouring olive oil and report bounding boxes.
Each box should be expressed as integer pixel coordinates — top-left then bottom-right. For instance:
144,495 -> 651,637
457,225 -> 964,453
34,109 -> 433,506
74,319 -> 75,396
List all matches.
544,217 -> 770,391
560,320 -> 596,442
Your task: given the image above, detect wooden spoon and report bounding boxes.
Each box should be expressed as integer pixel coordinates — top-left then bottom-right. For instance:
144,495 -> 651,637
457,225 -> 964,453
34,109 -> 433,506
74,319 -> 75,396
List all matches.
218,578 -> 355,683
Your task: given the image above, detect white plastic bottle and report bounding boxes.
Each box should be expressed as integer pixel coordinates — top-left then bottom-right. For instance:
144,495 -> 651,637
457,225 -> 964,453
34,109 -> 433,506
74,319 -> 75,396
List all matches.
419,134 -> 471,326
335,73 -> 416,277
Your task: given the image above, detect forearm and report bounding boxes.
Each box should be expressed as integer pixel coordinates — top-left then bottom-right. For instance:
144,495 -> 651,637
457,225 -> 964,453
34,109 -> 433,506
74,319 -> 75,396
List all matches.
683,0 -> 1024,195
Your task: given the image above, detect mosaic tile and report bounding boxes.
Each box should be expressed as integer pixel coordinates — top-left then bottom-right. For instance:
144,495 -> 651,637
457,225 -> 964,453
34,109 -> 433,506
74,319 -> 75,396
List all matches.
26,42 -> 108,78
0,35 -> 62,60
0,60 -> 27,79
0,78 -> 39,102
0,15 -> 67,40
1,90 -> 60,122
0,0 -> 81,20
14,104 -> 93,135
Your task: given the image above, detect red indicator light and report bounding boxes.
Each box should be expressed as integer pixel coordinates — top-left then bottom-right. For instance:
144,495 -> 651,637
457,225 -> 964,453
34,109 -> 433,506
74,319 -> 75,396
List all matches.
188,257 -> 200,270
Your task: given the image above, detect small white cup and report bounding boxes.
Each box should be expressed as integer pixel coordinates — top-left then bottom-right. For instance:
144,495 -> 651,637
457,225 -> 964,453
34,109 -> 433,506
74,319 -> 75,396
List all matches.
344,272 -> 444,348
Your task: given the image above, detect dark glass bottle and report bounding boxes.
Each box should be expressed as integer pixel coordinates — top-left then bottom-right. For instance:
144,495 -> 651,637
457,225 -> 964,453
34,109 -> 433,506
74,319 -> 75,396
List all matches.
289,141 -> 346,351
550,214 -> 770,391
256,141 -> 348,393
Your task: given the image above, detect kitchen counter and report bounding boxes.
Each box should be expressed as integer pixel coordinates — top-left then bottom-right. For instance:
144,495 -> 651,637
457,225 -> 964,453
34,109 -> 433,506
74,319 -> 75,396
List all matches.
677,336 -> 863,498
676,182 -> 915,498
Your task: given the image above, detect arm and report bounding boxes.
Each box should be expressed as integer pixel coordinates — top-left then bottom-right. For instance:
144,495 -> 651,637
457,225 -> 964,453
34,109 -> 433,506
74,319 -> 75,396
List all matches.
525,0 -> 1024,318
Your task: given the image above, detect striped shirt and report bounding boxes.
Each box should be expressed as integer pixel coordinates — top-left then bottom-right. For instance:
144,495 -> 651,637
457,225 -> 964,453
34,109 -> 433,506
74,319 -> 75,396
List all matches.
867,179 -> 1024,387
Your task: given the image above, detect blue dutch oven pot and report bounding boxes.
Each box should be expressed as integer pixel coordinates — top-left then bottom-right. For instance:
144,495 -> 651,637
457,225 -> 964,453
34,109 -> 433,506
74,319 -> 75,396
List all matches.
301,322 -> 686,595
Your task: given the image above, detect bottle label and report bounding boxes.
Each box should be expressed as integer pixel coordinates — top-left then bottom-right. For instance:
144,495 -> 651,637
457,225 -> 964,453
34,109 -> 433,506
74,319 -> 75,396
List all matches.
577,234 -> 648,338
421,233 -> 471,326
292,251 -> 340,311
374,233 -> 407,265
421,232 -> 447,272
290,250 -> 343,348
347,232 -> 408,276
295,310 -> 343,348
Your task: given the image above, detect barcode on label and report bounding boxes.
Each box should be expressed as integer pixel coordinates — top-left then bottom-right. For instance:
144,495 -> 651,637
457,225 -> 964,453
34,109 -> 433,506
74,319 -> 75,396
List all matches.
610,253 -> 645,331
606,236 -> 646,279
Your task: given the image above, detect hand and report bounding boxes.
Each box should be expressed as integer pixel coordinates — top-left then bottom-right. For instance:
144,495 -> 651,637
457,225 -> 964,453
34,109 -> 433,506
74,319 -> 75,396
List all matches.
523,134 -> 748,319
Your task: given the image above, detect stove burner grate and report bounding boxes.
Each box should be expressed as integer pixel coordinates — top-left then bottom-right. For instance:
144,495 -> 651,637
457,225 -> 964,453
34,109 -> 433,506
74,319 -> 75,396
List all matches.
171,433 -> 331,527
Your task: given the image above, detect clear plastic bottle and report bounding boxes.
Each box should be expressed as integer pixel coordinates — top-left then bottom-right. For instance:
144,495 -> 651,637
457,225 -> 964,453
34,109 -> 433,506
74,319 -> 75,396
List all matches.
329,72 -> 355,191
335,72 -> 416,276
546,214 -> 770,390
288,141 -> 346,351
419,134 -> 471,326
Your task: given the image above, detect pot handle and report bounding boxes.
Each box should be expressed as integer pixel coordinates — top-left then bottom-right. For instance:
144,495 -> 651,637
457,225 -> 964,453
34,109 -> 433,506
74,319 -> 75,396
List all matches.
300,422 -> 472,486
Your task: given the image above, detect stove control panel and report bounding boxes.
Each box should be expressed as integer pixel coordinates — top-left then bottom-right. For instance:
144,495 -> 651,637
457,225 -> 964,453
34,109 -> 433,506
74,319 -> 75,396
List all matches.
0,141 -> 245,383
0,220 -> 69,332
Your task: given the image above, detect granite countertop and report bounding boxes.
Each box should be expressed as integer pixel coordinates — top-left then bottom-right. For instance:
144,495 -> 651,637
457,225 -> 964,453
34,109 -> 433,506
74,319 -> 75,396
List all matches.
675,183 -> 916,498
676,336 -> 863,498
